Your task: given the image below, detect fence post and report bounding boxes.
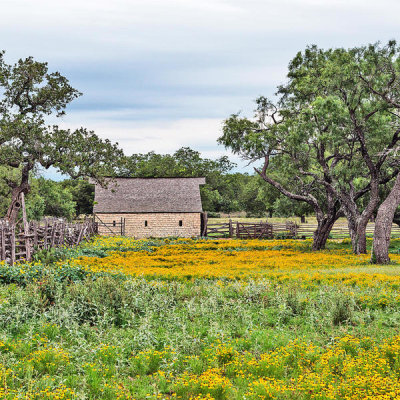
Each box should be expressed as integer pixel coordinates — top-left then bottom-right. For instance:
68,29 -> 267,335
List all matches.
20,193 -> 31,261
0,226 -> 4,261
44,220 -> 48,249
50,222 -> 57,247
201,212 -> 208,237
33,223 -> 38,248
229,219 -> 233,238
60,222 -> 66,246
76,224 -> 85,246
10,226 -> 15,265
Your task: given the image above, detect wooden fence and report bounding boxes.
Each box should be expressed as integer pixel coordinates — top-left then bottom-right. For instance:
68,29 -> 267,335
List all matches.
295,223 -> 400,238
0,218 -> 98,265
204,219 -> 400,239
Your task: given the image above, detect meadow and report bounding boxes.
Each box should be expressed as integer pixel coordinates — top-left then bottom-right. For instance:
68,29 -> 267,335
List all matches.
0,237 -> 400,399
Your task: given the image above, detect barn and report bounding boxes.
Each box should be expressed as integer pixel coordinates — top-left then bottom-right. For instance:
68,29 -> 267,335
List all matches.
93,177 -> 206,238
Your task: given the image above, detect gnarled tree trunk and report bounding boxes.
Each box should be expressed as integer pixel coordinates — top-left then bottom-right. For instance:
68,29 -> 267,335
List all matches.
341,176 -> 380,255
5,170 -> 30,225
312,216 -> 337,251
371,173 -> 400,264
312,205 -> 342,251
346,216 -> 369,254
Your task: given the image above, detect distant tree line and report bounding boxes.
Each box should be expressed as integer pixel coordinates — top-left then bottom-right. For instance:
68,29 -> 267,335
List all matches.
0,147 -> 310,221
119,147 -> 310,217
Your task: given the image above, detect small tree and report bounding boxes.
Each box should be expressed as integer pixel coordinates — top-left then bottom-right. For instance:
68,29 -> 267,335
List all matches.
0,51 -> 123,223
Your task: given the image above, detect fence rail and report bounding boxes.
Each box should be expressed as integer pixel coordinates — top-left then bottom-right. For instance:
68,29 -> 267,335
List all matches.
204,219 -> 400,239
0,218 -> 98,265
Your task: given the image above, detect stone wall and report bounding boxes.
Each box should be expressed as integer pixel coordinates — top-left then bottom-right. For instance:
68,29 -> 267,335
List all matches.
96,213 -> 202,238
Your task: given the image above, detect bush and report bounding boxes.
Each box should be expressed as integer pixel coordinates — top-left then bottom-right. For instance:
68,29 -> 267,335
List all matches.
332,296 -> 354,326
207,211 -> 221,218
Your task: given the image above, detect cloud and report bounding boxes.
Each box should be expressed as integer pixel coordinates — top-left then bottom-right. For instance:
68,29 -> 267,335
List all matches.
1,0 -> 400,179
57,111 -> 243,161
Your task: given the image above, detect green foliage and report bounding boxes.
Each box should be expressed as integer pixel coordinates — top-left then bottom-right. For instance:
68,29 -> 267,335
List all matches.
120,147 -> 298,216
332,296 -> 355,326
31,247 -> 67,265
219,41 -> 400,251
0,238 -> 398,397
26,177 -> 76,220
25,193 -> 46,220
121,147 -> 243,213
61,179 -> 95,216
0,165 -> 21,216
0,270 -> 396,398
0,50 -> 123,220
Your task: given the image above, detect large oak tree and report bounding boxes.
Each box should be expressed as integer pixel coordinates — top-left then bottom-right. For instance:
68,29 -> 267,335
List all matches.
220,42 -> 400,254
0,51 -> 124,223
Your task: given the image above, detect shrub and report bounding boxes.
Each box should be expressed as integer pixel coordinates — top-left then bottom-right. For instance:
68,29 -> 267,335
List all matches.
332,296 -> 354,326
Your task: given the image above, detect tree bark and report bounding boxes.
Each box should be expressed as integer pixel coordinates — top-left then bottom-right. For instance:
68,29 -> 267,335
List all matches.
312,206 -> 343,251
345,213 -> 370,254
312,214 -> 338,251
371,173 -> 400,264
341,176 -> 380,255
5,172 -> 30,225
355,218 -> 369,254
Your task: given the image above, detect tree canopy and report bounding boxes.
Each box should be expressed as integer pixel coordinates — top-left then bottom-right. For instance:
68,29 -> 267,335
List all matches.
220,41 -> 400,253
0,51 -> 124,223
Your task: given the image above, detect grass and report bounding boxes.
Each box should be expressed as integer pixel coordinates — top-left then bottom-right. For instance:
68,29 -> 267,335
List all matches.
0,237 -> 400,398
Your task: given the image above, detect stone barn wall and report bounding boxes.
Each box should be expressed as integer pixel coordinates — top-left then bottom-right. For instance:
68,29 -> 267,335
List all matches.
96,213 -> 201,238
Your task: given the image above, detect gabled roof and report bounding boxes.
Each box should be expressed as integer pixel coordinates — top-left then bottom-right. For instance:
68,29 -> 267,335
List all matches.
93,177 -> 206,213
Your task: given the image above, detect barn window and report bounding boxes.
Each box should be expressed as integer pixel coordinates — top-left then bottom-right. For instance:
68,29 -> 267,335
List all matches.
113,220 -> 116,226
179,220 -> 183,226
144,220 -> 148,227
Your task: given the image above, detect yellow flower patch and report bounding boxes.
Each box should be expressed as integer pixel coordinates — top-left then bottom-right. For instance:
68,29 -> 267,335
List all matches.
64,238 -> 400,286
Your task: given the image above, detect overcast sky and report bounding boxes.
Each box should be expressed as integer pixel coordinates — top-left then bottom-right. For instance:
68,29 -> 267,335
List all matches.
1,0 -> 400,176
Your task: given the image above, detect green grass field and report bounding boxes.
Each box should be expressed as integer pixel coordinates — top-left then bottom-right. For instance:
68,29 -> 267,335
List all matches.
0,237 -> 400,399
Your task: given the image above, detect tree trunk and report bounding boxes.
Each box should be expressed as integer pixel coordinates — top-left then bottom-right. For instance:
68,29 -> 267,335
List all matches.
346,215 -> 369,254
5,176 -> 30,225
371,174 -> 400,264
312,213 -> 339,251
355,218 -> 368,254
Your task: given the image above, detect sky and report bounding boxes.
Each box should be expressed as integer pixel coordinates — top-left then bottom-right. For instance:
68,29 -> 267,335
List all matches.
1,0 -> 400,177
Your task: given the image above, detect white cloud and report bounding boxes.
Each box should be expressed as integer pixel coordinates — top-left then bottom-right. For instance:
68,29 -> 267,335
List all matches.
2,0 -> 399,62
57,111 -> 234,158
2,0 -> 400,176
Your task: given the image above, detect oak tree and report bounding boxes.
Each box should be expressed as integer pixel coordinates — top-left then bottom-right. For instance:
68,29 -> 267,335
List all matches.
220,42 -> 400,253
0,51 -> 123,223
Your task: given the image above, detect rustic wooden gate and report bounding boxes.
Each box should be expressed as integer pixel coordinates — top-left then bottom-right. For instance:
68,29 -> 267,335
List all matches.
236,222 -> 273,239
94,215 -> 125,236
204,219 -> 235,238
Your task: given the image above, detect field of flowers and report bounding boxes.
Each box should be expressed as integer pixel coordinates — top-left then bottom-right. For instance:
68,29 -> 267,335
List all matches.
0,237 -> 400,398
